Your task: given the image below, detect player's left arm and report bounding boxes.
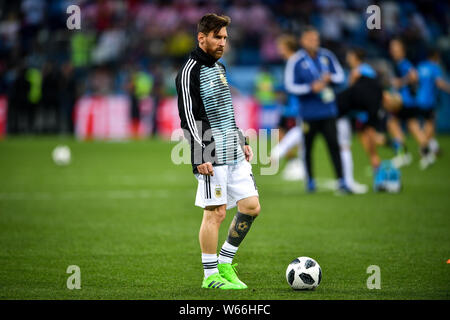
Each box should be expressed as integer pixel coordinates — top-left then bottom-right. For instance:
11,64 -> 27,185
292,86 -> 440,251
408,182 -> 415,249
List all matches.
348,68 -> 361,86
396,61 -> 417,87
223,61 -> 253,163
243,144 -> 253,162
435,66 -> 450,93
323,49 -> 345,85
219,62 -> 252,162
237,128 -> 253,162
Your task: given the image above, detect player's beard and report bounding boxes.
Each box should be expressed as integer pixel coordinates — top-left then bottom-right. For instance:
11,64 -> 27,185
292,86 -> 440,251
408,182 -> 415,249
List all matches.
205,41 -> 224,59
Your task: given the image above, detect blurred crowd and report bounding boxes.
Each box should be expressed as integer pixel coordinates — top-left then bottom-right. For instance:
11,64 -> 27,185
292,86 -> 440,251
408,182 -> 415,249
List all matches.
0,0 -> 448,134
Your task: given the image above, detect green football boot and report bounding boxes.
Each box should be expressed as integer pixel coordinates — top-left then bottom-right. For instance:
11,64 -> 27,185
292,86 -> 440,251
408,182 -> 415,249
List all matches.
201,273 -> 240,290
218,263 -> 248,289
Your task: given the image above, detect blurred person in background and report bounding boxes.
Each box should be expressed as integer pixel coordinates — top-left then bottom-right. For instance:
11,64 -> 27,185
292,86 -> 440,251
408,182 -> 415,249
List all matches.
25,66 -> 42,134
415,48 -> 450,169
127,63 -> 154,138
90,65 -> 113,96
254,65 -> 278,130
7,63 -> 29,134
337,47 -> 385,191
41,61 -> 60,134
254,65 -> 276,109
387,38 -> 430,169
333,47 -> 378,194
270,34 -> 304,181
59,61 -> 77,134
284,26 -> 349,194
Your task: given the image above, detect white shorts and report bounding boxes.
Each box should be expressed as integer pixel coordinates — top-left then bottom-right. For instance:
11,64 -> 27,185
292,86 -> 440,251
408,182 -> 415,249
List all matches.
194,160 -> 259,210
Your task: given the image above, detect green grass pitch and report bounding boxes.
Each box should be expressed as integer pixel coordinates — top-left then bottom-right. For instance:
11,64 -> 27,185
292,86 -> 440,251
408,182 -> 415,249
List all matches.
0,135 -> 449,299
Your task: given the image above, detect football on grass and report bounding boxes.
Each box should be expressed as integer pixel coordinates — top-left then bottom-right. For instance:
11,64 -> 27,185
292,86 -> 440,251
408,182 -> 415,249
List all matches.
52,145 -> 71,166
286,256 -> 322,290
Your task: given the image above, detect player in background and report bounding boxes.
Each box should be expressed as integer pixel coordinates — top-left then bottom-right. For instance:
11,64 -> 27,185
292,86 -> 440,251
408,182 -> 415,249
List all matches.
415,48 -> 450,169
388,38 -> 430,168
285,26 -> 350,194
175,14 -> 260,290
337,47 -> 384,189
334,47 -> 382,194
270,34 -> 305,181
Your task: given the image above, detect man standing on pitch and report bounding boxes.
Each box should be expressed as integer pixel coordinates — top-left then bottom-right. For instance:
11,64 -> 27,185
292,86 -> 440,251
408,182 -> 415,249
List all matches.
175,14 -> 260,290
285,26 -> 349,194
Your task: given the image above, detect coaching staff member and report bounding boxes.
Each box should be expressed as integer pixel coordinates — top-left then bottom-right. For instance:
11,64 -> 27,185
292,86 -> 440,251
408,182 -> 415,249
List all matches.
285,26 -> 349,193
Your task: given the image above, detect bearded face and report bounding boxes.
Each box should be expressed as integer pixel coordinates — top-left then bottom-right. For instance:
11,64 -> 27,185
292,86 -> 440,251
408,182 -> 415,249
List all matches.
198,27 -> 228,60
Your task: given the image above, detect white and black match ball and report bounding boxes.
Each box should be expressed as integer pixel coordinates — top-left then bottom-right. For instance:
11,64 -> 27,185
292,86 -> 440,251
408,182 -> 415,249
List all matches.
286,256 -> 322,290
52,145 -> 71,166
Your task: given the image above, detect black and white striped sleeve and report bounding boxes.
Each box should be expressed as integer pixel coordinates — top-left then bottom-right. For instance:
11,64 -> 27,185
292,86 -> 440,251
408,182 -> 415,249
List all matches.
176,59 -> 203,146
176,59 -> 207,163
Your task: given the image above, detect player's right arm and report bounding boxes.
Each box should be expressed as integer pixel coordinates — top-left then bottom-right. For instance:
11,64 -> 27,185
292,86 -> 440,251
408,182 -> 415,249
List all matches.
176,60 -> 214,175
285,53 -> 313,96
392,60 -> 417,89
196,162 -> 214,176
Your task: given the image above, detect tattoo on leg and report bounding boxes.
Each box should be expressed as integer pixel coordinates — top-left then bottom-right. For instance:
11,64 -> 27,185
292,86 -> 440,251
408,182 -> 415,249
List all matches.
227,211 -> 256,247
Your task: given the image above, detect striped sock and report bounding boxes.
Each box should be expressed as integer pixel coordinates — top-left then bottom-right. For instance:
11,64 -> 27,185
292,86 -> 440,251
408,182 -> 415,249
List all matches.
218,241 -> 239,264
202,253 -> 219,279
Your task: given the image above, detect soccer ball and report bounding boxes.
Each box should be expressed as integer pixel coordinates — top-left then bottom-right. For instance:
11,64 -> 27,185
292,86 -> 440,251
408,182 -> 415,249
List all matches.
286,256 -> 322,290
52,145 -> 71,166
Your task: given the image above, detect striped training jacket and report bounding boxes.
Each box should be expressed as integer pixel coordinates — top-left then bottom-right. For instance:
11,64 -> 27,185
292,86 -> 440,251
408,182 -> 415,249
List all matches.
175,46 -> 246,174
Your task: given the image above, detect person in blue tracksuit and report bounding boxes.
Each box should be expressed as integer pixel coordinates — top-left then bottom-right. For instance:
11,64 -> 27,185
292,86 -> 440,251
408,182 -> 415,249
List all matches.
284,26 -> 349,193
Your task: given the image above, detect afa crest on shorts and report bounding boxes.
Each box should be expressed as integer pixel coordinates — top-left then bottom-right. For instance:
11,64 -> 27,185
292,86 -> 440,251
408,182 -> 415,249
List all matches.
215,185 -> 222,198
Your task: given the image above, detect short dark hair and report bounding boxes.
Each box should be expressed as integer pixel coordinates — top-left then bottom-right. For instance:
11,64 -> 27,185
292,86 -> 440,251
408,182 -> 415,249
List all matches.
391,37 -> 405,49
349,47 -> 366,61
427,47 -> 440,59
300,25 -> 318,37
197,13 -> 231,35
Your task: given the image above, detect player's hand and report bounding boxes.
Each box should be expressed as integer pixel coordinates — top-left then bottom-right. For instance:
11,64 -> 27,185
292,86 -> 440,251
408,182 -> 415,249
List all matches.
197,162 -> 214,176
408,69 -> 418,83
311,80 -> 326,93
391,78 -> 402,89
322,73 -> 331,83
244,145 -> 253,162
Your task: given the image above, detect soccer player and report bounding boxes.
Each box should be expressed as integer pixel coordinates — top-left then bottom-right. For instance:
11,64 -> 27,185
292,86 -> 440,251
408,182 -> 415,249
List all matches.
175,14 -> 260,290
387,38 -> 429,168
270,34 -> 305,181
284,26 -> 349,193
415,48 -> 450,169
337,47 -> 384,187
335,47 -> 386,193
